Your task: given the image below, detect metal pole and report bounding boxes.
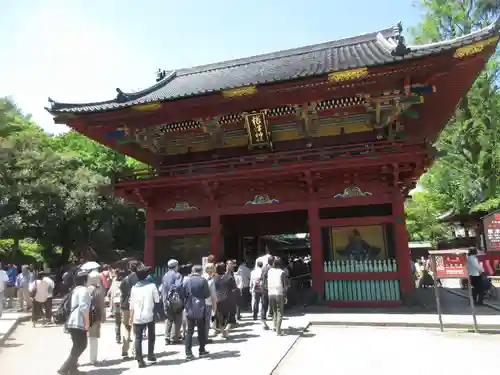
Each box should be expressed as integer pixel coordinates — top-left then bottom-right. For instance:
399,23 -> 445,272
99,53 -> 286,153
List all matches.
431,256 -> 444,332
464,256 -> 479,333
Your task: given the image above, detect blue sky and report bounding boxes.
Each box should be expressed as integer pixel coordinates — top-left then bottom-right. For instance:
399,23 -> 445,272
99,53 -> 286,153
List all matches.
1,0 -> 422,134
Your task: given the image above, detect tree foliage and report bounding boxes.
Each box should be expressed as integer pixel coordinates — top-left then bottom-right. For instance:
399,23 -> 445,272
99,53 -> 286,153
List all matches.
406,0 -> 500,242
0,98 -> 145,269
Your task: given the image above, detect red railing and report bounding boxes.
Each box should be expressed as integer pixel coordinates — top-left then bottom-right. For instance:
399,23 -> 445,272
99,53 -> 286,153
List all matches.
117,140 -> 427,182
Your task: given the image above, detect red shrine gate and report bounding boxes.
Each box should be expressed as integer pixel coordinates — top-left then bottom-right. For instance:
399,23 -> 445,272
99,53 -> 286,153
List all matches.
47,21 -> 500,307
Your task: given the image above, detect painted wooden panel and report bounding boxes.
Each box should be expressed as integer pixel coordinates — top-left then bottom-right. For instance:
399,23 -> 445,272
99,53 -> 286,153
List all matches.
343,123 -> 373,134
272,129 -> 301,141
223,137 -> 248,148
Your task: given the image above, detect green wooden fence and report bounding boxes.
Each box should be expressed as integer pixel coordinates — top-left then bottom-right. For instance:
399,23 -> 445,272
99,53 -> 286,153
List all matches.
323,259 -> 400,301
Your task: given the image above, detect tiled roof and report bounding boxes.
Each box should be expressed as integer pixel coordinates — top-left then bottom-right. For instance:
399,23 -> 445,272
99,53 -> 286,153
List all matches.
47,20 -> 500,114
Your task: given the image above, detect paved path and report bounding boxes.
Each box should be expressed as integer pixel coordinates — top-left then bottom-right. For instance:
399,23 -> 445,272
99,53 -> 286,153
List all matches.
273,326 -> 500,375
0,313 -> 308,374
442,278 -> 500,310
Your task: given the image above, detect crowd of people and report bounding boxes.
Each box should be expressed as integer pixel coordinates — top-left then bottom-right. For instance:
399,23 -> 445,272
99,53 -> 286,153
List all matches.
9,250 -> 288,374
0,262 -> 56,324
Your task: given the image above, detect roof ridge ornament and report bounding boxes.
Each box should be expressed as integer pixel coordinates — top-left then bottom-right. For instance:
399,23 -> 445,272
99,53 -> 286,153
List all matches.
115,88 -> 130,103
391,21 -> 411,57
156,69 -> 167,82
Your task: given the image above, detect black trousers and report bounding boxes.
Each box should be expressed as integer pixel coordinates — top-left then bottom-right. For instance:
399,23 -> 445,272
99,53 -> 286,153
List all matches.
261,292 -> 273,320
114,308 -> 121,340
59,328 -> 87,373
31,300 -> 44,322
45,297 -> 53,321
470,275 -> 484,304
185,316 -> 207,355
134,321 -> 155,361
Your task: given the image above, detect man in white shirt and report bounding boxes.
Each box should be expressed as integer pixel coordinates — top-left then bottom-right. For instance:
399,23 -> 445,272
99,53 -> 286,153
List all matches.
29,273 -> 50,326
250,260 -> 264,320
467,248 -> 485,305
255,247 -> 272,270
0,262 -> 9,318
42,274 -> 55,322
235,261 -> 251,319
129,267 -> 160,368
267,257 -> 288,335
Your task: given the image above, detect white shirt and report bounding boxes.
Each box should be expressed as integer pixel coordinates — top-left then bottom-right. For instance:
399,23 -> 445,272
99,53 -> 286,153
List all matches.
29,279 -> 50,303
130,282 -> 160,324
43,276 -> 55,297
250,268 -> 262,292
467,255 -> 484,277
267,268 -> 285,296
236,264 -> 251,288
0,270 -> 8,293
203,274 -> 217,306
255,254 -> 272,269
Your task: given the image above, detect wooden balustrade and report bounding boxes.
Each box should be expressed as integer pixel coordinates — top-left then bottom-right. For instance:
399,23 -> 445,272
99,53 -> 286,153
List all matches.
117,140 -> 427,182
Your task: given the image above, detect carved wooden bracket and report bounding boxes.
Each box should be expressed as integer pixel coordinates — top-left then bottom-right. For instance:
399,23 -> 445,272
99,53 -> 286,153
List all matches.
303,171 -> 317,194
202,181 -> 219,201
133,188 -> 148,206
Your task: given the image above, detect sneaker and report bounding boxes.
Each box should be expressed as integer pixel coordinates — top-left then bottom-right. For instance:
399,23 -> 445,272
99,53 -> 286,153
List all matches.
185,353 -> 195,361
121,352 -> 129,359
199,350 -> 209,357
137,360 -> 147,368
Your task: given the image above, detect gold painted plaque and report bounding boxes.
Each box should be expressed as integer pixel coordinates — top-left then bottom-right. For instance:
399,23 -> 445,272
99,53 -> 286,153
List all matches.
244,111 -> 272,149
222,86 -> 257,98
132,102 -> 162,111
328,67 -> 369,82
453,37 -> 499,59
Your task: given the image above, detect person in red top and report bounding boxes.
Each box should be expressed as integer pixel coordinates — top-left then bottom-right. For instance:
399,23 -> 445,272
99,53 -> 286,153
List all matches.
100,265 -> 111,293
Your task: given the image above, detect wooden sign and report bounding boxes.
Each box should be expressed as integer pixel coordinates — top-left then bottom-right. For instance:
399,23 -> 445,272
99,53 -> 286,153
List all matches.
244,111 -> 272,150
484,212 -> 500,251
433,253 -> 468,279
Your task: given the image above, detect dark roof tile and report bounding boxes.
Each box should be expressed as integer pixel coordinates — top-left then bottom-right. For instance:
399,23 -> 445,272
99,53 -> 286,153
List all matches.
47,21 -> 500,114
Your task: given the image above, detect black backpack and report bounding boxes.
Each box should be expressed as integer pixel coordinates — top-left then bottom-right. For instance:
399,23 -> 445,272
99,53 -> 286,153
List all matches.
89,286 -> 101,327
53,290 -> 74,325
165,285 -> 183,312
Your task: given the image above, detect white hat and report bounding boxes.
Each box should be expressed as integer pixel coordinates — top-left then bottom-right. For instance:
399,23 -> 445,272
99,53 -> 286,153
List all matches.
167,259 -> 179,268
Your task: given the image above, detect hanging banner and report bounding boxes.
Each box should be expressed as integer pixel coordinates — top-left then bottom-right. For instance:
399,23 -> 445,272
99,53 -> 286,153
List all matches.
244,111 -> 272,150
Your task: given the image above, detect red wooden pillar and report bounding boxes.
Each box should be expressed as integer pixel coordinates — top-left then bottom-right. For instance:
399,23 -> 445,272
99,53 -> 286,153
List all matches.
144,205 -> 155,267
210,210 -> 221,261
393,189 -> 413,299
309,200 -> 323,299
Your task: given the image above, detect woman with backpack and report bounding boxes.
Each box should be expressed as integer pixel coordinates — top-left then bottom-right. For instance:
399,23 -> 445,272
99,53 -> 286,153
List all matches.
87,271 -> 106,365
58,271 -> 91,375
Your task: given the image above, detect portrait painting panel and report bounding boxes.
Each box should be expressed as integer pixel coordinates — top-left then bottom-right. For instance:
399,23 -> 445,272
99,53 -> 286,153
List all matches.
330,225 -> 387,261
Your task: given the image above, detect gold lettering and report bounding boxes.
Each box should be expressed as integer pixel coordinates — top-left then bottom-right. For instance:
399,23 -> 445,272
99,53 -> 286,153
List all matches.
251,115 -> 264,142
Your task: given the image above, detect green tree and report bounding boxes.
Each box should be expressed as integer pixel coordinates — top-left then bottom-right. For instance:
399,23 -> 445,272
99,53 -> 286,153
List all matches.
408,0 -> 500,223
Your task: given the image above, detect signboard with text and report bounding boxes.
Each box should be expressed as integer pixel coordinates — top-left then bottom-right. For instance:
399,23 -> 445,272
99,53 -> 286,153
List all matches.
244,111 -> 272,150
433,253 -> 468,279
484,212 -> 500,251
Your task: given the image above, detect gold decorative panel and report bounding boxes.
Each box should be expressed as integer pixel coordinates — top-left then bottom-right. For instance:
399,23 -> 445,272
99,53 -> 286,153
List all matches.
222,86 -> 257,97
244,111 -> 272,150
453,37 -> 498,59
132,102 -> 162,111
328,68 -> 369,82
